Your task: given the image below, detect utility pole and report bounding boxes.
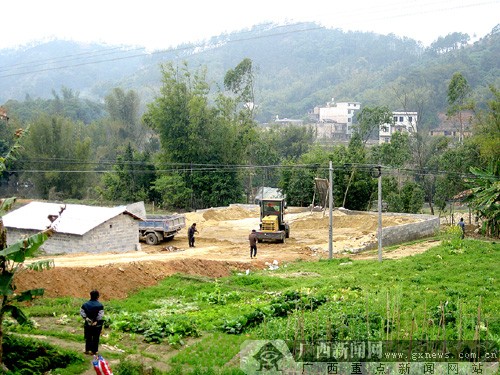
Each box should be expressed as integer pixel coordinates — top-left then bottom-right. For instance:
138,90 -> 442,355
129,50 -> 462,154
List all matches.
377,165 -> 383,262
329,161 -> 333,259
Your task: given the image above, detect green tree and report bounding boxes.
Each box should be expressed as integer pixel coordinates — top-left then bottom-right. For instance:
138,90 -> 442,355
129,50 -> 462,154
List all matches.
385,180 -> 425,213
430,32 -> 470,54
447,72 -> 473,143
436,142 -> 479,202
104,88 -> 145,144
279,164 -> 317,207
224,58 -> 256,119
151,174 -> 192,210
471,85 -> 500,174
246,130 -> 281,197
248,124 -> 314,198
143,62 -> 249,208
105,88 -> 140,126
272,125 -> 315,161
340,106 -> 393,209
100,143 -> 155,203
466,168 -> 500,237
278,145 -> 374,210
370,133 -> 412,212
0,113 -> 23,190
370,131 -> 411,167
21,115 -> 92,200
353,106 -> 393,144
411,133 -> 449,215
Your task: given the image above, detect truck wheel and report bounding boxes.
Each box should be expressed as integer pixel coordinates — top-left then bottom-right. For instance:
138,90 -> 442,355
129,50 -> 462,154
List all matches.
145,233 -> 159,245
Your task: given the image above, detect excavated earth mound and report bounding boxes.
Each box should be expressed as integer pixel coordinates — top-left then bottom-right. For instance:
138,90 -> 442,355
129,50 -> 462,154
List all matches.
14,205 -> 430,300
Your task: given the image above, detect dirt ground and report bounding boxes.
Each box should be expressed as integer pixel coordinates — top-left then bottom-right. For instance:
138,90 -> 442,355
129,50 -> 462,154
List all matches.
15,205 -> 436,300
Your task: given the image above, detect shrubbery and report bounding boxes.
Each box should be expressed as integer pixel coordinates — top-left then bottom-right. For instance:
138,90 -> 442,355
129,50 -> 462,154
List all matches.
2,334 -> 83,374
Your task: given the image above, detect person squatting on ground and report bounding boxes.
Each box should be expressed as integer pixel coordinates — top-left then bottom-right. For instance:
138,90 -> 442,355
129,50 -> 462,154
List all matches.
249,229 -> 258,258
188,223 -> 198,247
80,289 -> 104,355
458,217 -> 465,239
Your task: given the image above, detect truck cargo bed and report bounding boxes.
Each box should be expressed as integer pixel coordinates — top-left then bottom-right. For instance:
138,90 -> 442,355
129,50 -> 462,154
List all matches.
139,214 -> 186,244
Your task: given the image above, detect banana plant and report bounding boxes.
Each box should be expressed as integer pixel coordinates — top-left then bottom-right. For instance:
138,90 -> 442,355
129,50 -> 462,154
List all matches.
0,197 -> 56,366
0,121 -> 54,367
466,167 -> 500,237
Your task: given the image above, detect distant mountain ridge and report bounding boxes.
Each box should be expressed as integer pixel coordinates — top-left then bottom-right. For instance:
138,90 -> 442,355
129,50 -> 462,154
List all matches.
1,22 -> 498,125
0,40 -> 148,102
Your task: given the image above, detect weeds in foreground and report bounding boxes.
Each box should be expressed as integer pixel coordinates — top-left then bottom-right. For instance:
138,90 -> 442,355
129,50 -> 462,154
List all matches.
8,236 -> 499,374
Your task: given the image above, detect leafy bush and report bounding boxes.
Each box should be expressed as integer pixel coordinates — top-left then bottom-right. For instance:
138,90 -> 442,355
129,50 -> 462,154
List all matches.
221,319 -> 245,334
2,334 -> 83,374
222,291 -> 327,334
432,301 -> 458,326
109,310 -> 199,344
108,311 -> 143,332
198,279 -> 242,305
441,225 -> 464,250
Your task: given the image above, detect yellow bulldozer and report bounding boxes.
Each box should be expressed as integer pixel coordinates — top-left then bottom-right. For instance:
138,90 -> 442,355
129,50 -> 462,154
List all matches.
255,198 -> 290,243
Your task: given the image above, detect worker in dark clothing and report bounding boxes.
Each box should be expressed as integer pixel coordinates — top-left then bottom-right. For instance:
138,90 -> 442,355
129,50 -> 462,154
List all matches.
80,290 -> 104,355
249,229 -> 258,258
188,223 -> 198,247
458,217 -> 465,239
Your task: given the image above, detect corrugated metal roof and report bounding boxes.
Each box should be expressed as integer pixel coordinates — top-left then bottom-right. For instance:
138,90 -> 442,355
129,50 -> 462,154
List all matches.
2,201 -> 140,236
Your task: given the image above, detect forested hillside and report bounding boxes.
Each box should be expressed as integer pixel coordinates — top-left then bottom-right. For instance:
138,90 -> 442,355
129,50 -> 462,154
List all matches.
0,23 -> 499,237
1,22 -> 499,125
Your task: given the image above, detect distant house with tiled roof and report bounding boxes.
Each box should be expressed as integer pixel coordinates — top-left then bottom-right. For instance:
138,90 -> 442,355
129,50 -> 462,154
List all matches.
430,111 -> 473,140
2,201 -> 143,254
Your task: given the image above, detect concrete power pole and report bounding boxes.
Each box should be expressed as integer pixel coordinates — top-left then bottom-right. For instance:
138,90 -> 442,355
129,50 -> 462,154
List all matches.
377,165 -> 383,262
329,161 -> 333,259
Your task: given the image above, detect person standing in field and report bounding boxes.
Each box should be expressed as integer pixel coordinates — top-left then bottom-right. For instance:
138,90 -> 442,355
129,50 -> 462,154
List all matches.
458,217 -> 465,239
80,290 -> 104,355
188,223 -> 198,247
249,229 -> 258,258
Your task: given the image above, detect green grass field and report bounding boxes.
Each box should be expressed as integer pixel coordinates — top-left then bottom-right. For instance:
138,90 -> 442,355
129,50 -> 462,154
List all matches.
9,230 -> 499,374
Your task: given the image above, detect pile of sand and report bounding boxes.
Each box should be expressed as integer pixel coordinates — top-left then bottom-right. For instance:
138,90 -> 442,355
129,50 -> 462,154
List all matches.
201,205 -> 257,221
15,204 -> 431,300
291,212 -> 419,232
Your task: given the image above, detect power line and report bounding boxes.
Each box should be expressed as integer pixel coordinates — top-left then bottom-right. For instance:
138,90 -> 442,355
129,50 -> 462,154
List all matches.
6,161 -> 498,182
0,46 -> 143,73
0,23 -> 321,78
0,0 -> 496,79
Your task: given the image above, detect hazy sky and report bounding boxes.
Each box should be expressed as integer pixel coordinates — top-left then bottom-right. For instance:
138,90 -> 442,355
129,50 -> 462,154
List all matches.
2,0 -> 499,50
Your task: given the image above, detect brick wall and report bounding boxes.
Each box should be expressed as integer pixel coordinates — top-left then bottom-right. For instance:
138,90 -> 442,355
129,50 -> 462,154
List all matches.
337,209 -> 440,253
6,214 -> 139,254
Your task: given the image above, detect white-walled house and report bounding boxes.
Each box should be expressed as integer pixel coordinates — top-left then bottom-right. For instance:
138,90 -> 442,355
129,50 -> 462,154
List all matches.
314,99 -> 361,140
380,111 -> 418,143
2,201 -> 143,254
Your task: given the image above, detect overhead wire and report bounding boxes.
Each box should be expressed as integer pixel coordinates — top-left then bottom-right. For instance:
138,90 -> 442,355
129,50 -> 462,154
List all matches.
6,160 -> 498,182
0,1 -> 497,78
1,2 -> 497,185
0,45 -> 141,73
0,23 -> 321,78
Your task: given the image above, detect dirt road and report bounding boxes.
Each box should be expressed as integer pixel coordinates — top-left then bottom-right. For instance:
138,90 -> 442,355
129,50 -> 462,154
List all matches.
15,205 -> 434,300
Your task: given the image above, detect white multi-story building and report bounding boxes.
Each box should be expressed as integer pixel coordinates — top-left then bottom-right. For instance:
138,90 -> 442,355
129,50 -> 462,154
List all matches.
314,99 -> 361,140
379,111 -> 418,143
